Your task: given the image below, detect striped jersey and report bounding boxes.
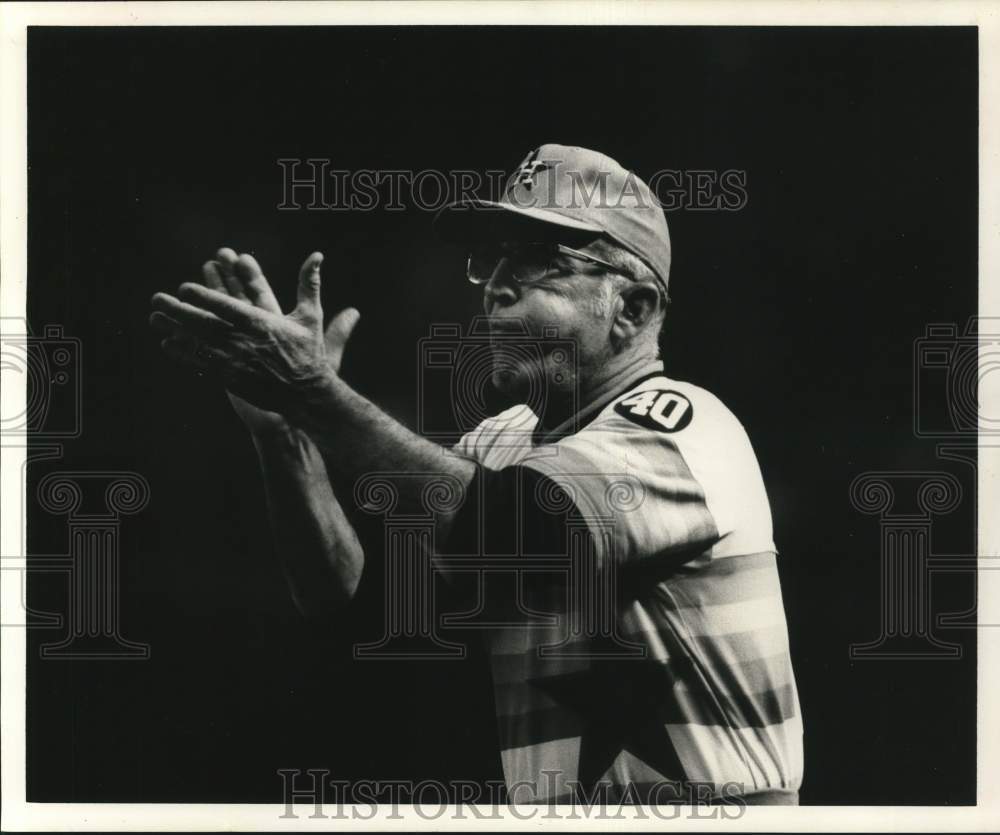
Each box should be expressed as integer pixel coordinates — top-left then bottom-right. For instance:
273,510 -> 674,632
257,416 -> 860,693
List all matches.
448,364 -> 803,803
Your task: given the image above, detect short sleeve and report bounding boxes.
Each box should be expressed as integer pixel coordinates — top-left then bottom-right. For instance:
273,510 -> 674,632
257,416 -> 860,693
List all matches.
516,383 -> 775,566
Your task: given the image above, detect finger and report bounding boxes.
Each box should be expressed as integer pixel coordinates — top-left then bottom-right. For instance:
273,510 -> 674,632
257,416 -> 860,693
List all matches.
150,311 -> 231,357
215,247 -> 249,301
324,307 -> 360,370
151,292 -> 235,340
294,251 -> 324,320
201,260 -> 227,293
149,310 -> 185,336
175,283 -> 267,331
233,253 -> 282,314
324,307 -> 361,351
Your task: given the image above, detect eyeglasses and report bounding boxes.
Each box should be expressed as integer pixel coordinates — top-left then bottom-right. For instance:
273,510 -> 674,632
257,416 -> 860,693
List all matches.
466,242 -> 634,286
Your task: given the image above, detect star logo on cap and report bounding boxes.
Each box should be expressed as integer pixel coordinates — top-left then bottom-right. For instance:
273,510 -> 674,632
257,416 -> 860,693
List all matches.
513,158 -> 550,190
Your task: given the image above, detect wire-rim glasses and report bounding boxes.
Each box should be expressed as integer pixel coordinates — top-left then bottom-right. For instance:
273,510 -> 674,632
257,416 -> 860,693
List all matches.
466,243 -> 634,286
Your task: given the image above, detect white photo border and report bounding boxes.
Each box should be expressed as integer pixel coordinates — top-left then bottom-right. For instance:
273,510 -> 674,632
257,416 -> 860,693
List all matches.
1,1 -> 997,831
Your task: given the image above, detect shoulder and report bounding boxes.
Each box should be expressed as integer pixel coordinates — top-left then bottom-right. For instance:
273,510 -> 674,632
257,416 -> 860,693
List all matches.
593,375 -> 766,499
524,374 -> 774,554
540,374 -> 756,483
584,374 -> 753,454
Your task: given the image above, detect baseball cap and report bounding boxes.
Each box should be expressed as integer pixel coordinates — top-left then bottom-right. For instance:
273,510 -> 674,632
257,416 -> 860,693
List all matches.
434,143 -> 671,291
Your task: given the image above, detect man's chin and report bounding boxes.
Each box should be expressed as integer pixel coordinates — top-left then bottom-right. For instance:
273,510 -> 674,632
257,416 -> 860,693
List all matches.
494,357 -> 557,410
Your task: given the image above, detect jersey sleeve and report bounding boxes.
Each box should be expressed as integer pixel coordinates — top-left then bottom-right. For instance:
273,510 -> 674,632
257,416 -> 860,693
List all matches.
516,383 -> 776,567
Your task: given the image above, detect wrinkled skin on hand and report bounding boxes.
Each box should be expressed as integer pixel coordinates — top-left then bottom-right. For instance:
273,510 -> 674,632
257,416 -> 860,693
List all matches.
149,247 -> 360,429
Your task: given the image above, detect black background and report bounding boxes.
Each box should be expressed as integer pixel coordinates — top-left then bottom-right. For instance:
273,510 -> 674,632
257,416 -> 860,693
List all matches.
24,26 -> 978,804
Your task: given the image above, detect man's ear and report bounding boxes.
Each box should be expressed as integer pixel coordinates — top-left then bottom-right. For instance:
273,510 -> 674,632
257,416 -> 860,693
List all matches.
610,283 -> 661,346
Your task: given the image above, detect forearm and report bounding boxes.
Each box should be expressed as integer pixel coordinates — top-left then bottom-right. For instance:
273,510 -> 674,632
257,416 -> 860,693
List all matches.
252,423 -> 364,619
289,373 -> 476,545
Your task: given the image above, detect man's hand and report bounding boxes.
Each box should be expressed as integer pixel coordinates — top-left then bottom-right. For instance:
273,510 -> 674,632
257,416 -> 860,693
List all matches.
150,249 -> 360,423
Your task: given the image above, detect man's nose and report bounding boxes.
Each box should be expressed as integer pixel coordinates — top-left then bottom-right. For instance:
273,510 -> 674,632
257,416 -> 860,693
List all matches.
482,261 -> 518,313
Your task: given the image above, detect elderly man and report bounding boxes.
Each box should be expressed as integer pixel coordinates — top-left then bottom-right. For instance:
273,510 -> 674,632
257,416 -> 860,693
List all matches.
149,144 -> 803,805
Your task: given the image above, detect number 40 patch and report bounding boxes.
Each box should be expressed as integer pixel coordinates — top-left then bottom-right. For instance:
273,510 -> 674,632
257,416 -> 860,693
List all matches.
614,389 -> 693,432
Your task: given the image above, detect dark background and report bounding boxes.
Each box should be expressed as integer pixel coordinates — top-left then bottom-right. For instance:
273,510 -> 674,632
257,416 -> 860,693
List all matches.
24,26 -> 978,804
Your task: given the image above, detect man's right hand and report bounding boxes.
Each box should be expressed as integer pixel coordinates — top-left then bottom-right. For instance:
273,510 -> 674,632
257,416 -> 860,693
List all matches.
155,247 -> 360,437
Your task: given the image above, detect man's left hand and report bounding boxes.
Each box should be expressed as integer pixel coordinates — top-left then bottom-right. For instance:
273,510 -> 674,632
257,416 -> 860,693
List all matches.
150,250 -> 334,413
